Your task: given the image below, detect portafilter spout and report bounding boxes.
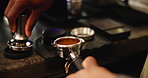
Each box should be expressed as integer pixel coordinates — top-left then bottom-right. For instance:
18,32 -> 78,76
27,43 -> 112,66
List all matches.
65,52 -> 84,73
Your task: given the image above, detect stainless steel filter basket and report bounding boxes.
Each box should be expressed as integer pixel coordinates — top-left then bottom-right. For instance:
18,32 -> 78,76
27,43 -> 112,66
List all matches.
53,36 -> 84,59
71,27 -> 95,41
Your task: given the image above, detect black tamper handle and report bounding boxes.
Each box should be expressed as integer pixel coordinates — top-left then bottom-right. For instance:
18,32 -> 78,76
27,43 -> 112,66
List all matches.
73,57 -> 83,70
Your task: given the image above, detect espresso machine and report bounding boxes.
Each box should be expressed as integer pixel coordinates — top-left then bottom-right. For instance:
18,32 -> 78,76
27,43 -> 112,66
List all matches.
1,0 -> 148,78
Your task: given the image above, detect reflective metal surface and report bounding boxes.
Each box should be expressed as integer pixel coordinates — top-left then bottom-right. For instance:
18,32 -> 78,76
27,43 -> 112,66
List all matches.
7,39 -> 33,51
14,14 -> 28,40
7,14 -> 33,51
53,36 -> 84,73
53,36 -> 84,59
67,0 -> 83,18
70,27 -> 95,41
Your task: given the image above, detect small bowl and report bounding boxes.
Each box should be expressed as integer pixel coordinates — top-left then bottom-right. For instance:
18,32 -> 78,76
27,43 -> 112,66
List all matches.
70,27 -> 95,41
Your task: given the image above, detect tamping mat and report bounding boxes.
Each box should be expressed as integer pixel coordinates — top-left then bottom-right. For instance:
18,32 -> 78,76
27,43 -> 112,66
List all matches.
4,47 -> 33,59
34,37 -> 56,59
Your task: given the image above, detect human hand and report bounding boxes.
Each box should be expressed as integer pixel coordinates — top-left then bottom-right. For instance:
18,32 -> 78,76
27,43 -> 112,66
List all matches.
5,0 -> 53,37
66,56 -> 117,78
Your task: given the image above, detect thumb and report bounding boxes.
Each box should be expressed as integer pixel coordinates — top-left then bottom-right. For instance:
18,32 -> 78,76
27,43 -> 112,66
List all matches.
82,56 -> 98,69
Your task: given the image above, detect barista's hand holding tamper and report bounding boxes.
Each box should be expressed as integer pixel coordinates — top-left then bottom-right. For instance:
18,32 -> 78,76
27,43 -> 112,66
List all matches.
4,10 -> 33,59
5,0 -> 53,37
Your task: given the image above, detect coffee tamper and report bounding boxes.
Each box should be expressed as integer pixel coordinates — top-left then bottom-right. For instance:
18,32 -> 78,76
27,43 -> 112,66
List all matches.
4,12 -> 33,59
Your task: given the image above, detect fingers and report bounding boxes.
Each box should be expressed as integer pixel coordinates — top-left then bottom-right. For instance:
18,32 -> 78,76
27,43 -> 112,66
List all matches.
66,73 -> 78,78
5,0 -> 15,15
66,56 -> 98,78
5,0 -> 27,32
66,70 -> 84,78
82,56 -> 98,69
5,0 -> 52,36
25,10 -> 40,37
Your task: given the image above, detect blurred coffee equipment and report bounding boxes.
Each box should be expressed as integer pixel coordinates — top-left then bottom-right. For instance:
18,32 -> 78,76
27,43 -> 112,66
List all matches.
96,0 -> 148,14
43,0 -> 148,24
45,0 -> 84,22
1,0 -> 147,23
83,0 -> 148,14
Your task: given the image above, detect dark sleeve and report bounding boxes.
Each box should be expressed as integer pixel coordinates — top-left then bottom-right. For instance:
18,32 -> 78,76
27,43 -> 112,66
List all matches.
116,74 -> 138,78
0,0 -> 9,20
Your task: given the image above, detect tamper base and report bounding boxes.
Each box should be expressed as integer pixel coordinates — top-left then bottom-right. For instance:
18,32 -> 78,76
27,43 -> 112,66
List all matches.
7,39 -> 33,51
4,47 -> 33,59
